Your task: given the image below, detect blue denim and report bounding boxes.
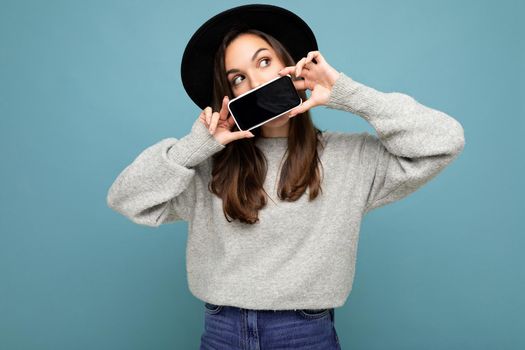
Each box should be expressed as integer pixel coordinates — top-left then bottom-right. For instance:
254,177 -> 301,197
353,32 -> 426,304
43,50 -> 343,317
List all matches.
200,302 -> 341,349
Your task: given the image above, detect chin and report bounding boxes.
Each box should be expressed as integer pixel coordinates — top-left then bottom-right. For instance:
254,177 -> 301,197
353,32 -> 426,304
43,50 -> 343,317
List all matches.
271,113 -> 290,123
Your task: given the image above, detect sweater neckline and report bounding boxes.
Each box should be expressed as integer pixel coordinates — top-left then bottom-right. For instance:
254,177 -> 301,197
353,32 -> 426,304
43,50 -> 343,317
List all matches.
255,136 -> 288,145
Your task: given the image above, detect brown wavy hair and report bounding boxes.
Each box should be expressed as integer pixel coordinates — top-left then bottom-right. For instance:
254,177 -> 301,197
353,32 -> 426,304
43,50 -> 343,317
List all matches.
208,27 -> 326,224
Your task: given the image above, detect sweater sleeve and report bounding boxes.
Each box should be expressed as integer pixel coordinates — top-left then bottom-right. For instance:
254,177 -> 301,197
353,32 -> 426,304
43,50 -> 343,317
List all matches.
324,72 -> 465,214
106,118 -> 225,227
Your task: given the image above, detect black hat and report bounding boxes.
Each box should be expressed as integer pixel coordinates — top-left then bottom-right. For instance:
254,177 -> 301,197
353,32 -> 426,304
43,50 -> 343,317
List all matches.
180,4 -> 318,110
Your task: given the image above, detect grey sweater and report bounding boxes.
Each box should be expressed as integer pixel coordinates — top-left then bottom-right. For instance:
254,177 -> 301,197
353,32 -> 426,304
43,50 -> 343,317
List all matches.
106,72 -> 465,310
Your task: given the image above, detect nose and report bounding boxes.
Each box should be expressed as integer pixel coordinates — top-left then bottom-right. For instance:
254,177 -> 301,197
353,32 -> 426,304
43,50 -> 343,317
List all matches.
250,80 -> 262,90
249,74 -> 265,90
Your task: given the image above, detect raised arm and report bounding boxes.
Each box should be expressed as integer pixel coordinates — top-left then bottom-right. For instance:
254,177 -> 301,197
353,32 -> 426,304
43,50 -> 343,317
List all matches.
106,119 -> 225,226
325,72 -> 465,214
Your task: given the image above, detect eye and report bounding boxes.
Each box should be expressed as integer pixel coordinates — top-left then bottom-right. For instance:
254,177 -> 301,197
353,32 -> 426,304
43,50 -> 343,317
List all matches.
259,57 -> 271,67
230,58 -> 271,87
232,75 -> 244,86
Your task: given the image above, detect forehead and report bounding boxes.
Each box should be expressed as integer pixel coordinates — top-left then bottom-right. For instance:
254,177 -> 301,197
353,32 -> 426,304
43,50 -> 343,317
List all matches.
225,34 -> 274,65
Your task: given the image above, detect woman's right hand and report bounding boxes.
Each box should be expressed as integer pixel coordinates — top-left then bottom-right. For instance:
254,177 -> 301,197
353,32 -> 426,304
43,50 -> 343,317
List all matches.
199,95 -> 255,145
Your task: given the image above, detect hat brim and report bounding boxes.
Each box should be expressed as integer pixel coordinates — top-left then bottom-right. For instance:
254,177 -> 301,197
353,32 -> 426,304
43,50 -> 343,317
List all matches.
181,4 -> 318,110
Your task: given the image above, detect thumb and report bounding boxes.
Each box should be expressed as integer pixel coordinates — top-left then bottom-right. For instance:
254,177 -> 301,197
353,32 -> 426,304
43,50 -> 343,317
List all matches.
227,130 -> 255,143
290,98 -> 315,117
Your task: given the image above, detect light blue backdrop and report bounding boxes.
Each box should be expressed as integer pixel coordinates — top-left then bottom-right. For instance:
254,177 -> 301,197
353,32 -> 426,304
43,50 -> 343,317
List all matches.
1,0 -> 523,349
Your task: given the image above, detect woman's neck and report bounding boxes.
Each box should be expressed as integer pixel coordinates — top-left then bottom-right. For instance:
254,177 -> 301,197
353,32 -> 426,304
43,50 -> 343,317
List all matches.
260,119 -> 290,138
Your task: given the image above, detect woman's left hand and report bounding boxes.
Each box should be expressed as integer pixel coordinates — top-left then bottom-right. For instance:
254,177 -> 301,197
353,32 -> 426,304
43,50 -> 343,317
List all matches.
278,51 -> 340,117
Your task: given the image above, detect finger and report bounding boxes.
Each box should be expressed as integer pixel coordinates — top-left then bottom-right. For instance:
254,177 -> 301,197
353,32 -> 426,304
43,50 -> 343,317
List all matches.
308,51 -> 325,65
279,66 -> 296,76
217,120 -> 229,129
220,96 -> 229,120
279,52 -> 325,77
227,115 -> 238,129
289,98 -> 316,117
292,79 -> 307,91
201,106 -> 211,118
210,111 -> 220,134
200,109 -> 216,130
230,130 -> 255,141
297,58 -> 312,78
297,67 -> 311,79
296,57 -> 307,77
305,51 -> 317,66
199,109 -> 206,123
306,51 -> 314,62
303,52 -> 316,70
204,107 -> 212,126
304,56 -> 317,70
279,67 -> 302,82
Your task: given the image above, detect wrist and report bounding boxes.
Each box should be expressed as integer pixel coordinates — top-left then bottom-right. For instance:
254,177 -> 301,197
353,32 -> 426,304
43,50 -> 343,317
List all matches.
327,69 -> 340,89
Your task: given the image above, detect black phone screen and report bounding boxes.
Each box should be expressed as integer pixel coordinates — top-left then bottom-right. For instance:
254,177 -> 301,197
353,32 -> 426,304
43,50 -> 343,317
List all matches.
227,75 -> 302,131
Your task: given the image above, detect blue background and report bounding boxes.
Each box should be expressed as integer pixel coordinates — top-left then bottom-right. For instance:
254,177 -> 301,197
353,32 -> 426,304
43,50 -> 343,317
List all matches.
1,0 -> 523,349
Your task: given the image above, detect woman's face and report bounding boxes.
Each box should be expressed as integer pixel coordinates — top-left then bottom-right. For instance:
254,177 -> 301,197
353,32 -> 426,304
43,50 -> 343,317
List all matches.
224,33 -> 292,131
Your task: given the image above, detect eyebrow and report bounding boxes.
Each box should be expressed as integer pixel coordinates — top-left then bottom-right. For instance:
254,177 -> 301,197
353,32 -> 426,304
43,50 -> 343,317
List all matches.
226,48 -> 270,77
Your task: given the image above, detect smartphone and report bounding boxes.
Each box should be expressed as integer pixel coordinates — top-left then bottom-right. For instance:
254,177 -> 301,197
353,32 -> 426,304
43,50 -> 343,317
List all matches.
227,74 -> 302,131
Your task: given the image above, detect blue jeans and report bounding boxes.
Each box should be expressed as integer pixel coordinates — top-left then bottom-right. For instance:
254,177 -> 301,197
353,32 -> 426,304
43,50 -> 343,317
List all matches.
200,302 -> 341,349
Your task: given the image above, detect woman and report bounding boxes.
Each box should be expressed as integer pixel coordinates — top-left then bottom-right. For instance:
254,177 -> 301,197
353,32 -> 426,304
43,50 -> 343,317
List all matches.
106,4 -> 465,349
